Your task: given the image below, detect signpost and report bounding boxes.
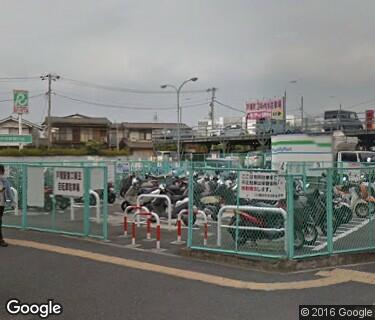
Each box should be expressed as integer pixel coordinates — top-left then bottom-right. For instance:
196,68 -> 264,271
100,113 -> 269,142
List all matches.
13,90 -> 29,150
239,171 -> 286,200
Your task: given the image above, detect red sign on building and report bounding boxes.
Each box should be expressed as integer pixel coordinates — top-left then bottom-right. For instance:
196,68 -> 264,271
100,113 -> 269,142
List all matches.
246,98 -> 284,120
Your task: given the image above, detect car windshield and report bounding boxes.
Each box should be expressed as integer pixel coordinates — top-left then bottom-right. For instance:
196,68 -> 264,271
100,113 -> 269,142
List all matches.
359,153 -> 375,162
349,112 -> 358,119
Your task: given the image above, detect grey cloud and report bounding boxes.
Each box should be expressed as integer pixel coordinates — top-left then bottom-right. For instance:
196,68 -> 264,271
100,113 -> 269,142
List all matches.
1,0 -> 375,124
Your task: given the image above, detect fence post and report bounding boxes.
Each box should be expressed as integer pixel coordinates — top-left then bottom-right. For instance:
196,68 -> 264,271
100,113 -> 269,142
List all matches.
368,169 -> 374,249
286,174 -> 295,259
102,166 -> 109,241
21,164 -> 27,229
83,167 -> 91,237
326,168 -> 334,254
51,195 -> 56,230
235,169 -> 241,252
187,164 -> 194,248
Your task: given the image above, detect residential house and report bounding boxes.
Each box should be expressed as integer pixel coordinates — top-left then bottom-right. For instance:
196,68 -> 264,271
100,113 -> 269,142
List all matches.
0,115 -> 43,146
44,114 -> 111,147
110,122 -> 191,158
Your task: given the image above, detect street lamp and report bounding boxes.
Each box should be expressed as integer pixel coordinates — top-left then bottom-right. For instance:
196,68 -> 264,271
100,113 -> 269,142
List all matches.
283,80 -> 298,132
160,77 -> 198,162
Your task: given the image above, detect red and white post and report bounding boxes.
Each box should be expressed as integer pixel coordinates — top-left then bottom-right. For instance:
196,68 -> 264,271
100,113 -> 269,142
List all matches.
204,221 -> 208,246
123,205 -> 149,237
131,211 -> 161,250
172,209 -> 188,245
131,222 -> 136,246
123,215 -> 128,237
156,224 -> 161,250
146,218 -> 152,240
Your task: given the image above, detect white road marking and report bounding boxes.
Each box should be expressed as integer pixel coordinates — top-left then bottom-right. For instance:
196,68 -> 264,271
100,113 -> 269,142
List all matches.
313,217 -> 374,251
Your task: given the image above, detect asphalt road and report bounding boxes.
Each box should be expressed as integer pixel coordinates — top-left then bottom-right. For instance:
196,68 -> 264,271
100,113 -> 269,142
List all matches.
0,229 -> 375,320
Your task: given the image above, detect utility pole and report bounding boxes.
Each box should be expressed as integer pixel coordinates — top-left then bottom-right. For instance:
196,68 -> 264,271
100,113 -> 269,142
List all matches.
283,90 -> 287,133
41,73 -> 60,148
300,96 -> 304,131
116,123 -> 120,151
207,87 -> 217,128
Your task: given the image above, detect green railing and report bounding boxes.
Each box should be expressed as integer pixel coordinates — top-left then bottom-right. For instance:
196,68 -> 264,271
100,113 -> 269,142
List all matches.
3,162 -> 108,240
187,163 -> 375,259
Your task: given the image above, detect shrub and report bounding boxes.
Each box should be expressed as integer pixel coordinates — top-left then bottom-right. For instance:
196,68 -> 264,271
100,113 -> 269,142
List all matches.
0,147 -> 131,157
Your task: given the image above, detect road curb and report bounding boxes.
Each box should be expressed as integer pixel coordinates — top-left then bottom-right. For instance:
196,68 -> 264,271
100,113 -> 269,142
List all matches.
180,248 -> 375,273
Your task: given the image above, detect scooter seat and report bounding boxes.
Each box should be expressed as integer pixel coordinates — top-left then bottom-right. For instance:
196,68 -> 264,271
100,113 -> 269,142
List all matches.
170,194 -> 185,202
167,185 -> 181,193
139,187 -> 157,194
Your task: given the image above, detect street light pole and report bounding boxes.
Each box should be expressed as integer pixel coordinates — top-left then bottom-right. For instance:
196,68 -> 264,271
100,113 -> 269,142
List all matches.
283,80 -> 298,133
283,89 -> 287,133
161,77 -> 198,163
300,95 -> 304,131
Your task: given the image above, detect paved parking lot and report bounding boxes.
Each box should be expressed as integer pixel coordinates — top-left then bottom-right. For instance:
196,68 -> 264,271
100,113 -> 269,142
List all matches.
1,229 -> 375,320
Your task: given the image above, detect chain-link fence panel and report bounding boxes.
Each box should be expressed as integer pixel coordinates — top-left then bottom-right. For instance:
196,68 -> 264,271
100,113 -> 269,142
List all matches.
188,166 -> 288,258
3,163 -> 109,240
2,163 -> 25,228
331,166 -> 375,254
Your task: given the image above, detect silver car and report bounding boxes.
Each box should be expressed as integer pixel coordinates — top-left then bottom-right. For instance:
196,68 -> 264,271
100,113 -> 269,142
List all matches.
223,124 -> 246,137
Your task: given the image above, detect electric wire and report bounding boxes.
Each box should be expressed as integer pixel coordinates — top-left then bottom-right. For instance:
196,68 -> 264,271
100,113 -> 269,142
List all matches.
54,92 -> 210,111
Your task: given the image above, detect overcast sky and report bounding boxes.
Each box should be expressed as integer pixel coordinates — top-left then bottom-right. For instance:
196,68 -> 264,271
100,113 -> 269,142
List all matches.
1,0 -> 375,126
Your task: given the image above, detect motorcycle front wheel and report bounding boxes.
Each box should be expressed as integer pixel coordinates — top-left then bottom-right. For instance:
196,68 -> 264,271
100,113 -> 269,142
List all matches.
294,230 -> 305,249
337,205 -> 353,224
303,224 -> 318,245
58,198 -> 70,210
355,202 -> 369,218
181,211 -> 197,227
44,199 -> 52,212
108,194 -> 116,204
228,216 -> 250,246
321,215 -> 339,236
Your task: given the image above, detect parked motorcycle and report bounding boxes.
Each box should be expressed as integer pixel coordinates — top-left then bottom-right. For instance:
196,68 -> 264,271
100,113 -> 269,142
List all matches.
227,205 -> 305,249
43,187 -> 70,212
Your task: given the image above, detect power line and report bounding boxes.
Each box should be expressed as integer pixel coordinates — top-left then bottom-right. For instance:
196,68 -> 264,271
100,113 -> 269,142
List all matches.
54,92 -> 209,111
0,76 -> 40,81
214,99 -> 246,114
61,77 -> 208,95
54,90 -> 210,108
347,98 -> 375,110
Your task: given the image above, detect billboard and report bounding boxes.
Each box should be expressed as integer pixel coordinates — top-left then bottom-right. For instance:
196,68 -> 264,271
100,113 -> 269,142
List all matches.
13,90 -> 29,114
246,98 -> 284,120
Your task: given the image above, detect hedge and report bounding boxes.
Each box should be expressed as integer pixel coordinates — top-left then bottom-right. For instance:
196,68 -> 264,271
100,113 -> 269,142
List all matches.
0,147 -> 131,157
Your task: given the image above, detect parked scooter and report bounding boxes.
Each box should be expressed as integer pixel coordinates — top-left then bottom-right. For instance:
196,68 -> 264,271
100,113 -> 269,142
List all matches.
44,187 -> 70,211
335,177 -> 370,219
94,182 -> 117,204
226,203 -> 306,249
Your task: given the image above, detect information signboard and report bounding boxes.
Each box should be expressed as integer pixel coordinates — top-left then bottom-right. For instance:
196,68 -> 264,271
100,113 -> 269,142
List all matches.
54,168 -> 84,197
239,171 -> 286,200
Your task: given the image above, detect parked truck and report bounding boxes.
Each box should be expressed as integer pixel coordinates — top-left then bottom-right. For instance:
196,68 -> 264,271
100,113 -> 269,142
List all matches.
271,131 -> 375,179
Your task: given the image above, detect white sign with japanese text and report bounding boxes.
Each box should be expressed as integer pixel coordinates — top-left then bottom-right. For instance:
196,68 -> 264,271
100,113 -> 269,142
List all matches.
54,168 -> 84,197
116,162 -> 130,174
239,171 -> 286,200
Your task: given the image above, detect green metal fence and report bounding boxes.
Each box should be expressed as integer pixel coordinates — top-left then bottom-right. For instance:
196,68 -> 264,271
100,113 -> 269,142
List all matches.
3,163 -> 108,240
187,163 -> 375,260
